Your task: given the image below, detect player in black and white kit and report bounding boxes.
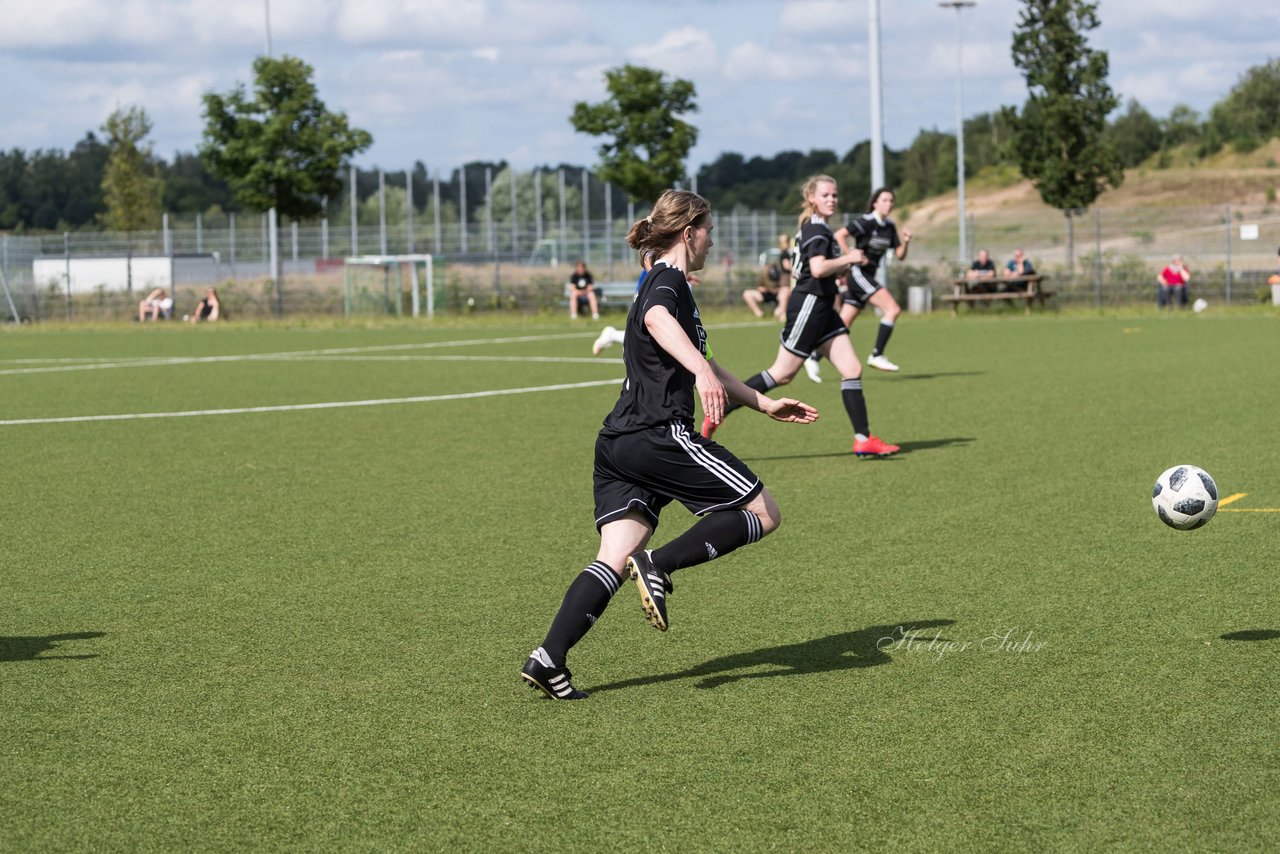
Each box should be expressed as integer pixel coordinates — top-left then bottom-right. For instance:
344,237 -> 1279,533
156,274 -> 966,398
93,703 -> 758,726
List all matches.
701,175 -> 900,458
839,187 -> 910,370
521,190 -> 819,701
803,187 -> 912,379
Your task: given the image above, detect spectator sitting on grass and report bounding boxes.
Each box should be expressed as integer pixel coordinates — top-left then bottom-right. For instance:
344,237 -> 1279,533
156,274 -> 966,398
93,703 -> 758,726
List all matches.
138,287 -> 173,322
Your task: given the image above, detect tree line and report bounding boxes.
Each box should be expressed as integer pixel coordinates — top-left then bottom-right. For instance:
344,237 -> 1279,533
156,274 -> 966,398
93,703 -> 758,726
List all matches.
1,46 -> 1276,233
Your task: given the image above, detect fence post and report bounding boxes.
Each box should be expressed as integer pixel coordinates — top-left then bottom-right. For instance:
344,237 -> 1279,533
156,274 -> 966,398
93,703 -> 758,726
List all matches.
485,166 -> 494,253
196,212 -> 203,254
510,167 -> 518,261
349,164 -> 358,257
406,171 -> 415,255
486,166 -> 499,302
433,172 -> 442,254
64,231 -> 72,321
459,165 -> 468,254
322,196 -> 330,259
1094,208 -> 1102,307
581,170 -> 589,264
229,212 -> 237,276
379,169 -> 387,256
269,209 -> 281,317
558,169 -> 566,268
534,168 -> 543,248
291,220 -> 298,265
605,182 -> 613,280
1223,204 -> 1233,305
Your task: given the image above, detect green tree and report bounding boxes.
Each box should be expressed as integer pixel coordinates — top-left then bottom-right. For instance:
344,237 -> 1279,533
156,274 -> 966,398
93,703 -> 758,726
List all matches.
1161,104 -> 1203,148
1010,0 -> 1122,273
570,64 -> 698,203
1208,59 -> 1280,153
1104,99 -> 1164,167
99,106 -> 163,232
200,55 -> 372,220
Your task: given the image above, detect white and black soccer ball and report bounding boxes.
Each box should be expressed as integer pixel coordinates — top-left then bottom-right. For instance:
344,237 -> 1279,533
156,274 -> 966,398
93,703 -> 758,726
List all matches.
1151,465 -> 1218,530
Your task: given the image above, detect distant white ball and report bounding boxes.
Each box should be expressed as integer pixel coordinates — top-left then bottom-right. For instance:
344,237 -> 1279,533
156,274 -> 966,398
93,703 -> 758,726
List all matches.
1193,298 -> 1208,313
182,314 -> 191,322
1152,465 -> 1218,530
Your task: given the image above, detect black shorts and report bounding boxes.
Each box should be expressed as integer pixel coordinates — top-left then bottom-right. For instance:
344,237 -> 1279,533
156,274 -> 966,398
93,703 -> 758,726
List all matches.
593,421 -> 763,531
780,292 -> 848,358
840,266 -> 881,310
757,290 -> 779,305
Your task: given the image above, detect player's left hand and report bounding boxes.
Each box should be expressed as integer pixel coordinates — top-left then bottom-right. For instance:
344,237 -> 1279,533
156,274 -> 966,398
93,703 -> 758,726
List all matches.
765,397 -> 818,424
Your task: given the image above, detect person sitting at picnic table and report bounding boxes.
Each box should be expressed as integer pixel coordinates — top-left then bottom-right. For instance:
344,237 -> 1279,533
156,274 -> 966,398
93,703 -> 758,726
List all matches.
1001,249 -> 1036,291
967,249 -> 997,293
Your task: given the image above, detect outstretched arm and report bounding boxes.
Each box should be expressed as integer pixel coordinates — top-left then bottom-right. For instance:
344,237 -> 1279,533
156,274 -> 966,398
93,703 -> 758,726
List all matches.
710,358 -> 819,424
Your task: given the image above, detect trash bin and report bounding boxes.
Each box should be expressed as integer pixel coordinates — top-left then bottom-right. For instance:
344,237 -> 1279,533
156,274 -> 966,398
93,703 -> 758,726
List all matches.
907,285 -> 932,314
1271,282 -> 1280,306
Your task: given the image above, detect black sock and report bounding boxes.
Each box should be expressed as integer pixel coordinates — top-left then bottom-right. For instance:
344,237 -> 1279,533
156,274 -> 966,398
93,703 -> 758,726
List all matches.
811,352 -> 823,364
724,370 -> 776,417
871,321 -> 895,357
841,377 -> 870,437
539,561 -> 621,666
652,509 -> 763,573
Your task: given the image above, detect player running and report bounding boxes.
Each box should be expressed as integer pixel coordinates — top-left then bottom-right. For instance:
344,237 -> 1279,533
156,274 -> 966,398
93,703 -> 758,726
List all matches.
701,175 -> 899,458
522,190 -> 819,700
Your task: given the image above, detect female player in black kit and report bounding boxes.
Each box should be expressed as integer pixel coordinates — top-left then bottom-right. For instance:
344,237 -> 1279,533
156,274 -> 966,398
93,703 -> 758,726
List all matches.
702,175 -> 899,458
521,190 -> 819,700
804,186 -> 912,378
836,187 -> 911,371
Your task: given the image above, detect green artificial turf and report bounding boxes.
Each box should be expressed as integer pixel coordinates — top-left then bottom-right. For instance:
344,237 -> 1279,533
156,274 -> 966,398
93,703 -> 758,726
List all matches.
2,310 -> 1277,850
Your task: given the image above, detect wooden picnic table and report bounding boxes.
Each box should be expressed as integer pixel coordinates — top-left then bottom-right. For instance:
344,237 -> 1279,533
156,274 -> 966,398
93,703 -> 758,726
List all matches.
938,275 -> 1054,317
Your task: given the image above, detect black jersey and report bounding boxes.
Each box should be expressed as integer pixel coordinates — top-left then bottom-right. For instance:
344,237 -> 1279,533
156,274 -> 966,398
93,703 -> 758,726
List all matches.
601,262 -> 708,435
845,213 -> 900,275
791,217 -> 841,301
569,271 -> 594,291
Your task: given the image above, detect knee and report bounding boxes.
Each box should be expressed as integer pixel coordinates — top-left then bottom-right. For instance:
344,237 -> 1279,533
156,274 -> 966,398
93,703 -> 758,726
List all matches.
884,304 -> 901,322
752,490 -> 782,536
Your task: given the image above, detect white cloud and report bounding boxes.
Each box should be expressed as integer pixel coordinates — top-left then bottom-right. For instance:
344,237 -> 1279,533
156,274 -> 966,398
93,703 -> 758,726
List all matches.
628,27 -> 719,78
777,0 -> 863,38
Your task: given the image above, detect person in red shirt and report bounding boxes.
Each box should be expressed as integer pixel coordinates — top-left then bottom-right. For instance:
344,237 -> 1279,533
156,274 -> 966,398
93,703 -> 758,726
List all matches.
1157,255 -> 1191,308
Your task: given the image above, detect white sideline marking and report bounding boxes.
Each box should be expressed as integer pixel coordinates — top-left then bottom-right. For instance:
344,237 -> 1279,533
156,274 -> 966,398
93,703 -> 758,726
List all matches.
0,378 -> 624,427
0,322 -> 773,376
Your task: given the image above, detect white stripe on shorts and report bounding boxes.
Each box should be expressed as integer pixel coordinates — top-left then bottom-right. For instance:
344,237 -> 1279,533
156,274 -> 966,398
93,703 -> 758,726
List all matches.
670,423 -> 755,495
785,293 -> 818,351
850,266 -> 879,295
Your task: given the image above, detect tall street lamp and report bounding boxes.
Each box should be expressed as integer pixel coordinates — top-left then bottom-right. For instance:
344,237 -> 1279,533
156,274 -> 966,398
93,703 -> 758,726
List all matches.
940,1 -> 975,266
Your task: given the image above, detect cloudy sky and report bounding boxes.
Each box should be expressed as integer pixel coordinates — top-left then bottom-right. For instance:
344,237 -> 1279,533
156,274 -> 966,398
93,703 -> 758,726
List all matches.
3,0 -> 1277,175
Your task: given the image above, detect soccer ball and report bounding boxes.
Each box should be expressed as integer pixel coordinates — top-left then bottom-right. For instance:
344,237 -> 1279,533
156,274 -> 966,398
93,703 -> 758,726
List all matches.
1193,298 -> 1208,313
1151,465 -> 1218,530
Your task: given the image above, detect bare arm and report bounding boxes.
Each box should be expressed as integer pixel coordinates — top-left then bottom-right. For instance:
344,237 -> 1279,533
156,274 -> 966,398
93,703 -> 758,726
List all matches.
645,304 -> 817,426
645,304 -> 726,425
710,359 -> 819,424
895,229 -> 911,260
830,227 -> 865,271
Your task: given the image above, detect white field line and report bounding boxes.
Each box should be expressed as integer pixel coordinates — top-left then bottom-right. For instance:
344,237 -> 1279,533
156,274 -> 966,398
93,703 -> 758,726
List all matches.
0,378 -> 624,427
0,320 -> 772,376
260,355 -> 623,365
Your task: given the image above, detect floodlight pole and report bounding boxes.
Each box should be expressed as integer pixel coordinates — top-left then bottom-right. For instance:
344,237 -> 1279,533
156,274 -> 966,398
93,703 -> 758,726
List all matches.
940,1 -> 975,265
868,0 -> 885,190
263,0 -> 272,57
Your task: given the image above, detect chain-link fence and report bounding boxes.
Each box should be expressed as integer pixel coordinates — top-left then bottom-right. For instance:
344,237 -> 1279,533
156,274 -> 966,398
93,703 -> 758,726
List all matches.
3,187 -> 1278,323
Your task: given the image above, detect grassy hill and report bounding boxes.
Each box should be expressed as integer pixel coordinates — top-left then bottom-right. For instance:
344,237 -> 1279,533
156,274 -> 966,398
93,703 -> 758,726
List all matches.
902,139 -> 1280,226
897,140 -> 1280,276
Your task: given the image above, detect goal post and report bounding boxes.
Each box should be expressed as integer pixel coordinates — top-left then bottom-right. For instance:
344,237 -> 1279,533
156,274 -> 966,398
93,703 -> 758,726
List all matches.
342,254 -> 435,319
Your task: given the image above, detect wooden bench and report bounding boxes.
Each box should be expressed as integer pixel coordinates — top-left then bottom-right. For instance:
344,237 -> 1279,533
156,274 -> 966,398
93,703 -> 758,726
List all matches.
562,280 -> 636,313
938,275 -> 1055,317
